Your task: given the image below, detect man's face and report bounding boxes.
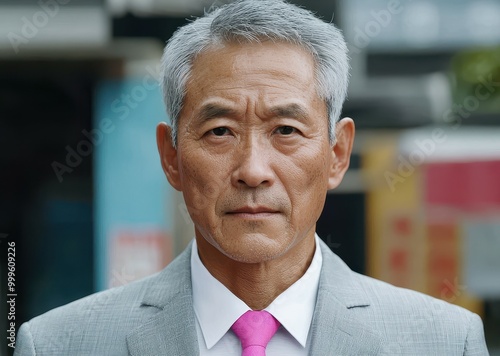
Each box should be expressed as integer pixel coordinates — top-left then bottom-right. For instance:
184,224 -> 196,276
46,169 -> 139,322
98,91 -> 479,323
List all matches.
158,41 -> 353,264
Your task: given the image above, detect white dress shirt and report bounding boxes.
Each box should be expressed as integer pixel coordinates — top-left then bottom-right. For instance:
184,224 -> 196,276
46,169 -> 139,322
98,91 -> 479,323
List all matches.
191,235 -> 323,355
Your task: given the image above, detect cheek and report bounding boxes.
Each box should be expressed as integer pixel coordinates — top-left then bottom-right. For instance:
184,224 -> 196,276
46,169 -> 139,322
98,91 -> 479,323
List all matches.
286,149 -> 330,217
298,169 -> 328,210
179,152 -> 227,213
289,143 -> 329,186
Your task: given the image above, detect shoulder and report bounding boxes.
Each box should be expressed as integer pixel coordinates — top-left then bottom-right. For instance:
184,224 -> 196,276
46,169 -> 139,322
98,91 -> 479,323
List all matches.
15,273 -> 160,355
318,242 -> 488,354
14,245 -> 193,355
319,240 -> 477,324
352,273 -> 487,354
34,271 -> 159,323
352,270 -> 473,320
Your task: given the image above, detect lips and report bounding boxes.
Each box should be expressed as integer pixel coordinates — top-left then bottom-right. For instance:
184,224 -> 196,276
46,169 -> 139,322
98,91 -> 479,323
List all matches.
227,206 -> 279,215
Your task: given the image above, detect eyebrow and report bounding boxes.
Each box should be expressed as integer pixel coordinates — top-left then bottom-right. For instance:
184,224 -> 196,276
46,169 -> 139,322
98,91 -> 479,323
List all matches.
194,102 -> 310,123
268,103 -> 309,122
195,104 -> 238,122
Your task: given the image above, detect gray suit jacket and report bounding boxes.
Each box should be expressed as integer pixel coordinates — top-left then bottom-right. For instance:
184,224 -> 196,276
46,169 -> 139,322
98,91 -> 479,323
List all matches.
14,240 -> 489,355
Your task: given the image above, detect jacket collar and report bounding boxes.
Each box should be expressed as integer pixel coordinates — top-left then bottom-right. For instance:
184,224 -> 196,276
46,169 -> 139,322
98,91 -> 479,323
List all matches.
308,239 -> 383,355
126,243 -> 199,356
127,239 -> 383,355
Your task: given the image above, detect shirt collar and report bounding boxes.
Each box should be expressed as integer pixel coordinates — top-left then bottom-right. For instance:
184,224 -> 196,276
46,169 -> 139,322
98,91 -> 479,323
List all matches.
191,234 -> 323,349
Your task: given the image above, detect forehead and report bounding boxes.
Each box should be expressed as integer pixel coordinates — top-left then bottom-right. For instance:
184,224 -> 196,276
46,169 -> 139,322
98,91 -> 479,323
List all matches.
181,41 -> 322,118
192,41 -> 315,77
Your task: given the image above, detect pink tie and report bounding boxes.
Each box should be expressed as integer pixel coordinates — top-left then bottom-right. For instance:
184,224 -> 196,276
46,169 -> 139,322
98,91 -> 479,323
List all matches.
231,310 -> 280,356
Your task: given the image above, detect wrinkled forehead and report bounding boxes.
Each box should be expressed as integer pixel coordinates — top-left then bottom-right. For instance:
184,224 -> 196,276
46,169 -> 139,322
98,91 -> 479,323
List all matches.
185,42 -> 318,101
186,40 -> 322,99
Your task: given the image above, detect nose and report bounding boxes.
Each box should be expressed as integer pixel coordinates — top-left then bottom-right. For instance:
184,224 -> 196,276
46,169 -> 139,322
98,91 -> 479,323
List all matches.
231,136 -> 275,188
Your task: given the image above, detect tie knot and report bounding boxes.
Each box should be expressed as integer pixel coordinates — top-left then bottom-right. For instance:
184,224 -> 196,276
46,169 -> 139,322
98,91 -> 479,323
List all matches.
231,310 -> 280,355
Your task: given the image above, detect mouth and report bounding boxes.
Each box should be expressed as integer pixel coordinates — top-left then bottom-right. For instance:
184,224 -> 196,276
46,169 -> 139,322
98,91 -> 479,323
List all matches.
226,206 -> 280,217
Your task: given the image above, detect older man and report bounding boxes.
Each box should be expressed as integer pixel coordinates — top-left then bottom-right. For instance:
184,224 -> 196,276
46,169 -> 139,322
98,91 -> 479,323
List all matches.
15,0 -> 488,355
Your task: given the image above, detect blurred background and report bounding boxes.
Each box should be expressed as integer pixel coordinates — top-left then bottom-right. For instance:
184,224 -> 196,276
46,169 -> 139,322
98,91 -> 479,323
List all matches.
0,0 -> 499,354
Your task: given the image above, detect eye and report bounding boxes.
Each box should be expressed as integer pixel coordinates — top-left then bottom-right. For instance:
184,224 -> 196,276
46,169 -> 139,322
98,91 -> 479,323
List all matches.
210,127 -> 230,136
275,126 -> 297,135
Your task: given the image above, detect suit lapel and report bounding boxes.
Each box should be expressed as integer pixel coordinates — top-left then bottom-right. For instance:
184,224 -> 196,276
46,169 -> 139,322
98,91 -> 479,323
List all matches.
126,243 -> 200,356
126,239 -> 383,355
126,293 -> 199,356
309,240 -> 383,355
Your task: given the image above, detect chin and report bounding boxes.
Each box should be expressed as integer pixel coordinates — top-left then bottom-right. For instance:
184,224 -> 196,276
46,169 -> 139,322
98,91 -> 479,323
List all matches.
216,232 -> 292,264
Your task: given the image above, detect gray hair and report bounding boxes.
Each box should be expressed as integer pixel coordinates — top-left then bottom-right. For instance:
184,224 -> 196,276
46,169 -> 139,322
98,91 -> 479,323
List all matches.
160,0 -> 349,146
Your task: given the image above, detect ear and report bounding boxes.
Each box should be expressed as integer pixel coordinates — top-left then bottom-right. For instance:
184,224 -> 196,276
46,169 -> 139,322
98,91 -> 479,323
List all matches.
327,117 -> 355,190
156,122 -> 182,191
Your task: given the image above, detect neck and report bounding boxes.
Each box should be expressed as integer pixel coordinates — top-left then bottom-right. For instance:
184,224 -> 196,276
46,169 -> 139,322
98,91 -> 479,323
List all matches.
195,234 -> 316,310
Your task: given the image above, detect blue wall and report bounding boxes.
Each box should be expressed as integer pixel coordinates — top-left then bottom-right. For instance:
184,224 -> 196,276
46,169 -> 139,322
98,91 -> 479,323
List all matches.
94,78 -> 174,291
